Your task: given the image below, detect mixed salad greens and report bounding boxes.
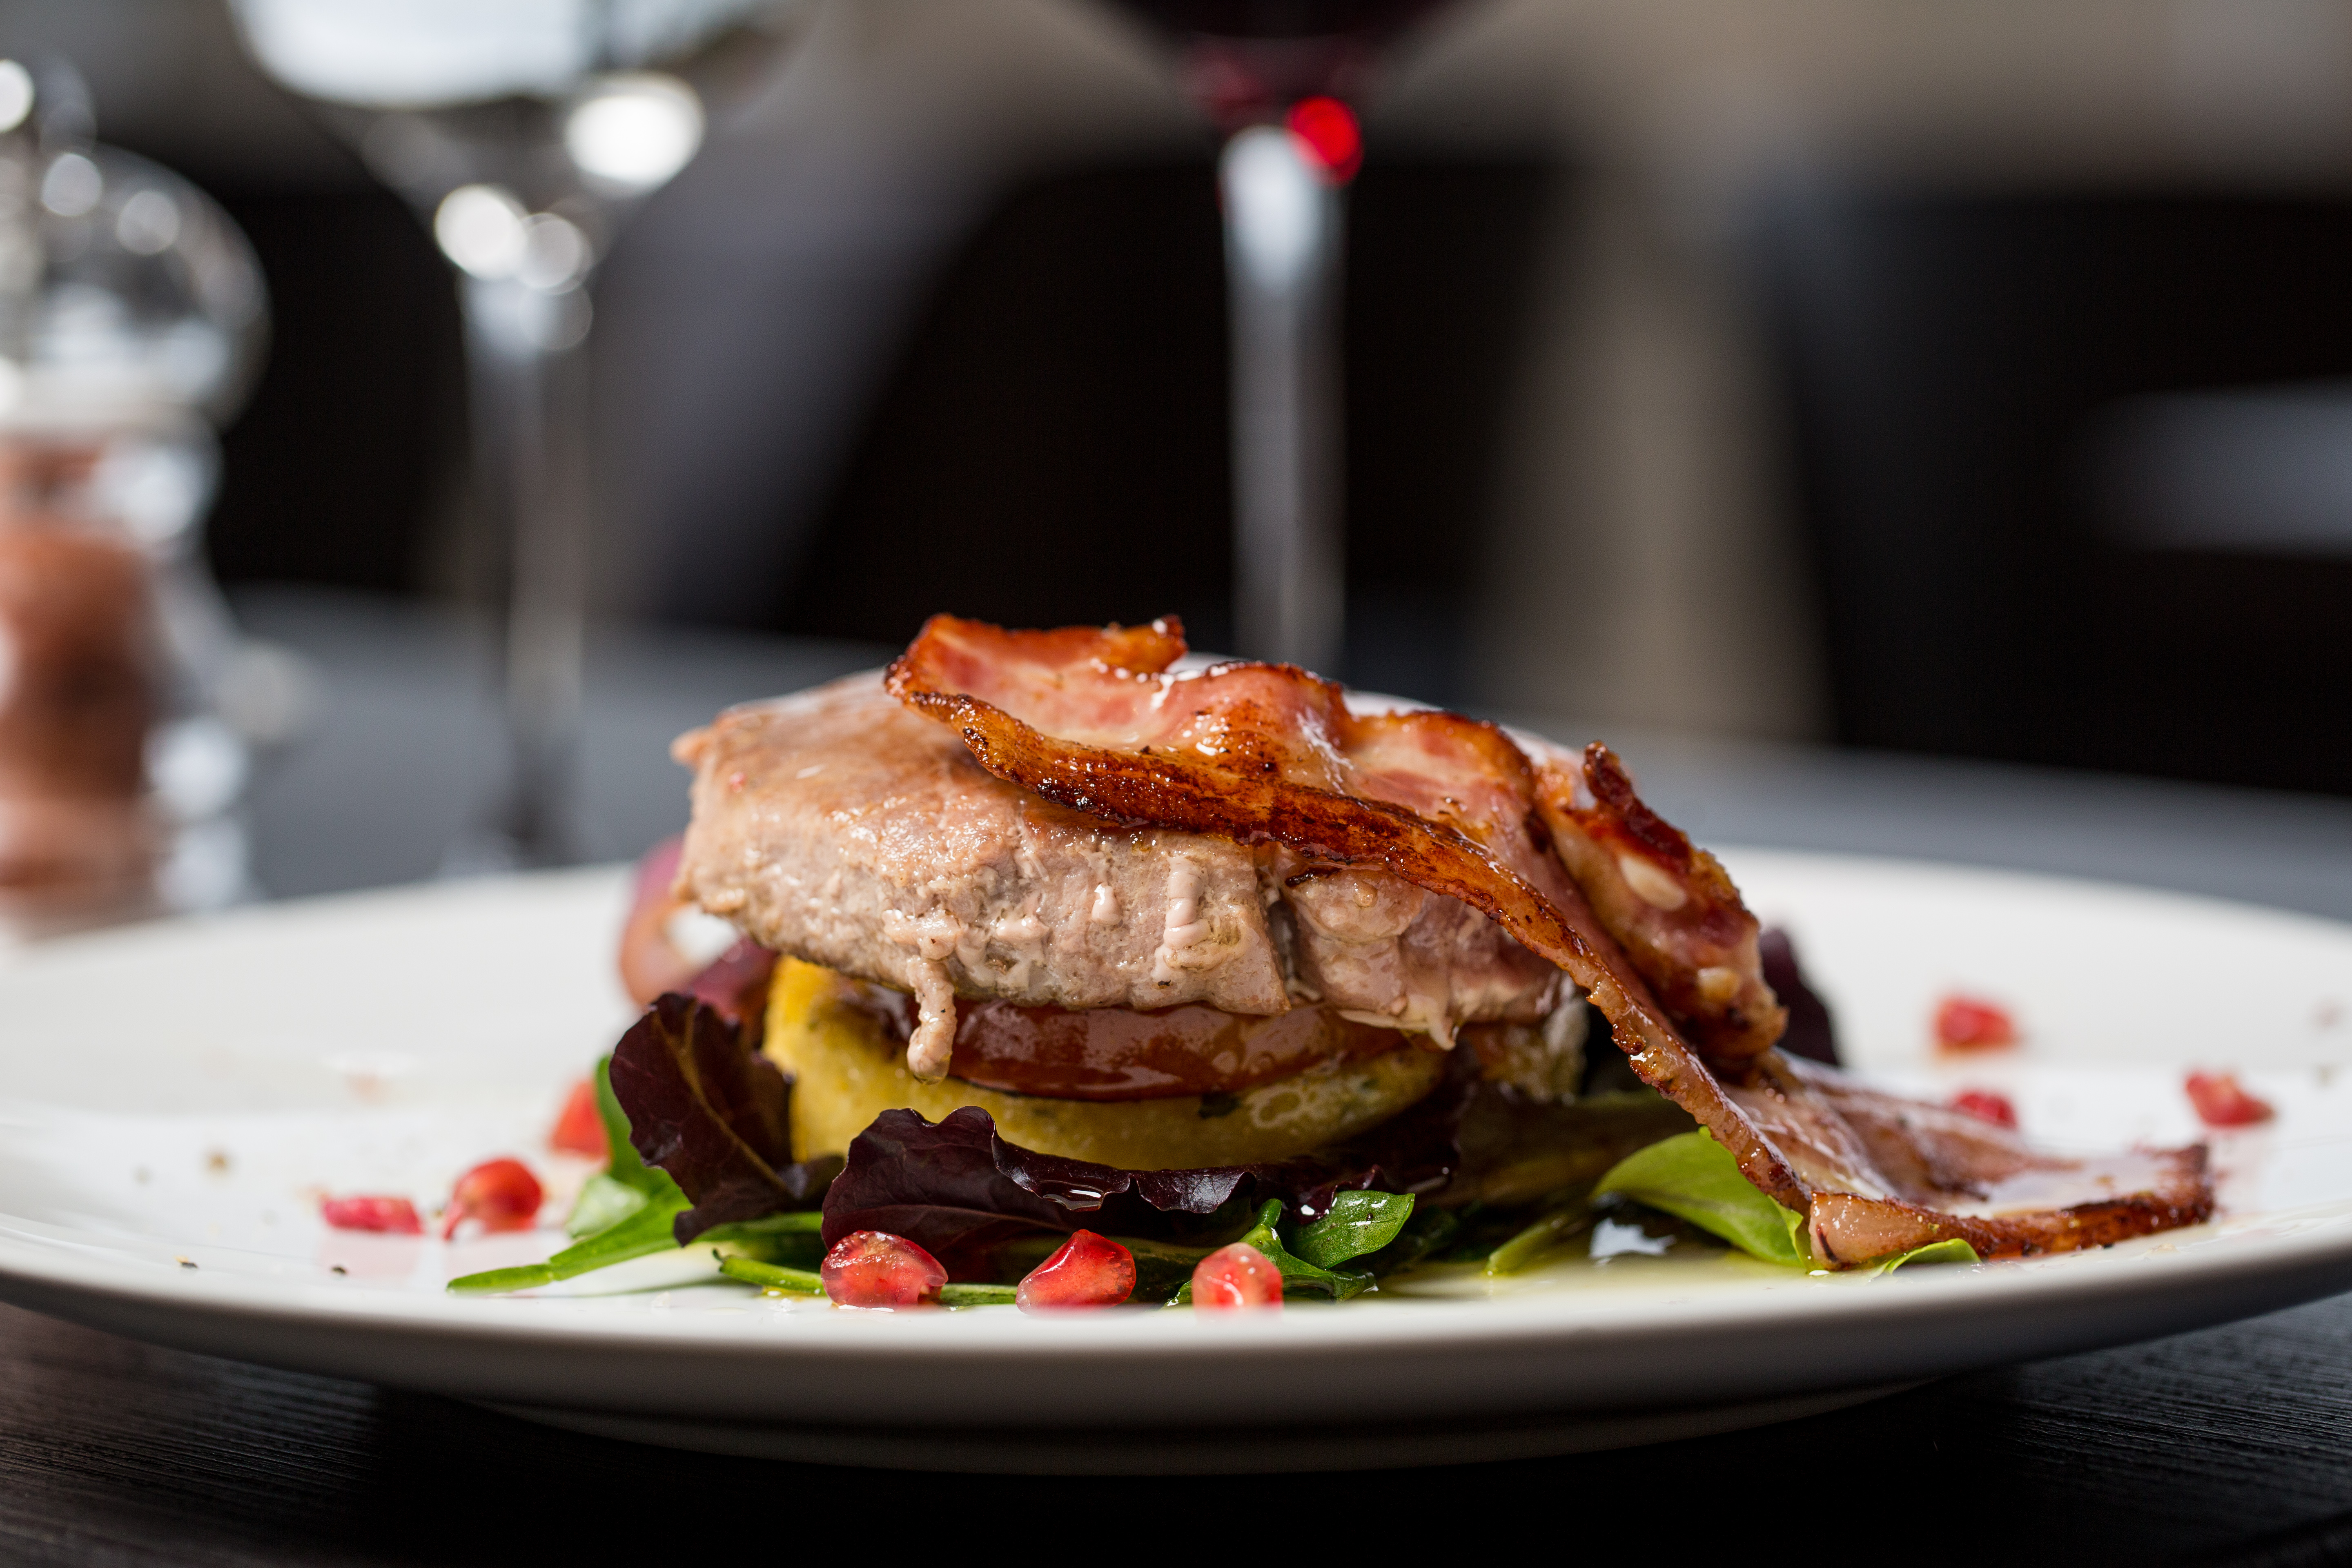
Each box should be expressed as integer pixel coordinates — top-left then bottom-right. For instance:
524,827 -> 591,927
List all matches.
448,989 -> 1976,1305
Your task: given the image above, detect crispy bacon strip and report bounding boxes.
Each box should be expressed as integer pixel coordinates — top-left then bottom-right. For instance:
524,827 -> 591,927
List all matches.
1529,742 -> 1785,1066
1750,1057 -> 2213,1262
886,615 -> 2213,1265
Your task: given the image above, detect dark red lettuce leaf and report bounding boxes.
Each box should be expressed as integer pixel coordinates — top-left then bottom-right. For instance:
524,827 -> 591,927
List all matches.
1759,927 -> 1839,1065
609,992 -> 839,1243
820,1052 -> 1476,1274
686,939 -> 778,1025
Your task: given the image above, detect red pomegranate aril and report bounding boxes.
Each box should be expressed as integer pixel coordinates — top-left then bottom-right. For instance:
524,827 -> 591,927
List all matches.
1949,1089 -> 2018,1129
549,1079 -> 608,1160
1935,995 -> 2019,1051
1016,1230 -> 1136,1312
441,1158 -> 544,1239
1191,1242 -> 1283,1312
821,1231 -> 947,1308
321,1196 -> 422,1235
2186,1070 -> 2274,1128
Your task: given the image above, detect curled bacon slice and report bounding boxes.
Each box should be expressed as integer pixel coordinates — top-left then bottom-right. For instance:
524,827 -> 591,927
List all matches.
1529,742 -> 1785,1066
886,615 -> 2214,1266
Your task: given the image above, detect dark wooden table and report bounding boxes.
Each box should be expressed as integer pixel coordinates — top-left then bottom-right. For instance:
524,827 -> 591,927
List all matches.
12,588 -> 2352,1566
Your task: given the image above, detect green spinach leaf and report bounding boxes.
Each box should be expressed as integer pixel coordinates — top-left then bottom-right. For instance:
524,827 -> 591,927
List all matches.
448,1189 -> 692,1294
1286,1190 -> 1415,1270
1362,1205 -> 1461,1277
1593,1130 -> 1810,1268
1875,1238 -> 1979,1273
565,1173 -> 649,1238
594,1054 -> 675,1197
1485,1202 -> 1599,1276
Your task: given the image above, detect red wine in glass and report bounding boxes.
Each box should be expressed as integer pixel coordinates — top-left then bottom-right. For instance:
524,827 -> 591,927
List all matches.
1108,0 -> 1456,123
1098,0 -> 1460,671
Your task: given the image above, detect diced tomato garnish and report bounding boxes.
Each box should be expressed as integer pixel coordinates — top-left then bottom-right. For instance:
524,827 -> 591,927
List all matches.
549,1079 -> 607,1160
2186,1070 -> 2274,1128
321,1195 -> 422,1234
821,1231 -> 947,1308
1935,995 -> 2019,1051
1191,1242 -> 1283,1312
1949,1089 -> 2018,1129
1016,1230 -> 1136,1312
441,1158 -> 543,1239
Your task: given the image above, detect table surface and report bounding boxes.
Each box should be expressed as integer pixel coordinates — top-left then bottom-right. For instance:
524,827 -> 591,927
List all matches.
13,587 -> 2352,1566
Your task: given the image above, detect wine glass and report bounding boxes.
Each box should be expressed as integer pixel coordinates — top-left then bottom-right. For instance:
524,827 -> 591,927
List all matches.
1104,0 -> 1452,675
227,0 -> 805,869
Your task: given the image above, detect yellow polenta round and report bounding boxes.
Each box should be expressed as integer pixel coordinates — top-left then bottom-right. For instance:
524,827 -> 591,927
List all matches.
762,958 -> 1444,1169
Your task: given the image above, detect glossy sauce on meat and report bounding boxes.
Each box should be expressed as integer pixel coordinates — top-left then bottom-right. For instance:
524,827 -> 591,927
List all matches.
833,979 -> 1413,1100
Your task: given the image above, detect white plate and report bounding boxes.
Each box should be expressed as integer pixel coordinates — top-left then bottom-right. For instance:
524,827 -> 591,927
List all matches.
4,854 -> 2352,1473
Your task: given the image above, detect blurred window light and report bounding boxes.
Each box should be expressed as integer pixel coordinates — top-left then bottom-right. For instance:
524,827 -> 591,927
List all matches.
0,61 -> 32,134
434,184 -> 528,280
2088,382 -> 2352,555
563,73 -> 703,191
114,189 -> 181,257
41,153 -> 102,217
1223,126 -> 1321,291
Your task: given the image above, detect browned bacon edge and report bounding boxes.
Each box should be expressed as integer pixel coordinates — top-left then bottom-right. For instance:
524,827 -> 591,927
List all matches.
1530,743 -> 1786,1067
884,616 -> 2213,1267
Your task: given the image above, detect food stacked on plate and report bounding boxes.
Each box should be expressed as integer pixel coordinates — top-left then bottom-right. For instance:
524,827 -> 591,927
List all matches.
454,615 -> 2214,1310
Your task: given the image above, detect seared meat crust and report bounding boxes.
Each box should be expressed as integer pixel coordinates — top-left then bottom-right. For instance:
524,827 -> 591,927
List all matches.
673,677 -> 1290,1075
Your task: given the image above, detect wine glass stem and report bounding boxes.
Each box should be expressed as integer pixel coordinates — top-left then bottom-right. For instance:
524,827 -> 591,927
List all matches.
461,278 -> 587,867
1222,126 -> 1345,672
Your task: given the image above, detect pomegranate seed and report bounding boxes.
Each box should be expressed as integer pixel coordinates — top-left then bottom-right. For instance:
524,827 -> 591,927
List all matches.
1191,1242 -> 1283,1312
821,1231 -> 947,1308
2186,1070 -> 2274,1128
549,1079 -> 607,1160
441,1158 -> 544,1239
1016,1230 -> 1136,1312
1949,1089 -> 2018,1129
321,1196 -> 422,1234
1935,995 -> 2019,1051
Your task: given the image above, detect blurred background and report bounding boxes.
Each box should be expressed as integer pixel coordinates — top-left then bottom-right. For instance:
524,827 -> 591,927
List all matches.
9,0 -> 2352,915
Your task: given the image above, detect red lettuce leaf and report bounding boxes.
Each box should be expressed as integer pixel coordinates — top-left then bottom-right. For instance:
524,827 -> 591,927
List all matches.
819,1054 -> 1476,1274
1759,927 -> 1839,1065
685,939 -> 778,1024
609,993 -> 839,1243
